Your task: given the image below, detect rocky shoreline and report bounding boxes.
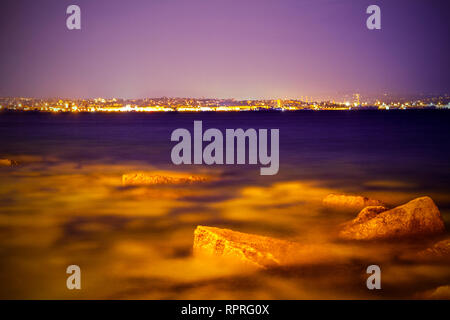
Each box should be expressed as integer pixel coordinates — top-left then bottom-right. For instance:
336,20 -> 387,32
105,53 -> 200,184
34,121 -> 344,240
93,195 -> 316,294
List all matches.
194,194 -> 448,268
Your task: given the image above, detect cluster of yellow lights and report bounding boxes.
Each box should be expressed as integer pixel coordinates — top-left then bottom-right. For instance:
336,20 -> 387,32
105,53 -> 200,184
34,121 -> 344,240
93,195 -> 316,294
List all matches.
2,97 -> 446,113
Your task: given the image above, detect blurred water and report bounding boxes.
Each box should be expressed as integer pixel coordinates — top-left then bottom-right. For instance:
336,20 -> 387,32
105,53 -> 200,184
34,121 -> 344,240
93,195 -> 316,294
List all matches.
0,111 -> 449,299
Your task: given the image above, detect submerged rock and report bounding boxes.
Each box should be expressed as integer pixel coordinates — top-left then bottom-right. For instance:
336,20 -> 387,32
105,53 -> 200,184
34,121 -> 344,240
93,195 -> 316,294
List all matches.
122,172 -> 206,186
0,159 -> 19,167
422,285 -> 450,299
323,194 -> 384,210
193,226 -> 332,268
339,196 -> 445,240
415,239 -> 450,261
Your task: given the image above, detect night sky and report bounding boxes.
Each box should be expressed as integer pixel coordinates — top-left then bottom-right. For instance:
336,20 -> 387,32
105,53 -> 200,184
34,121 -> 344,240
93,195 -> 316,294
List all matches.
0,0 -> 449,99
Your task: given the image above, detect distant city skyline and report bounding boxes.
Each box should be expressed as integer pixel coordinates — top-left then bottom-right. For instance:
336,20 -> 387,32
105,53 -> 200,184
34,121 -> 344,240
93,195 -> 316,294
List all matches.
3,94 -> 449,113
1,92 -> 449,103
1,0 -> 449,100
1,92 -> 449,102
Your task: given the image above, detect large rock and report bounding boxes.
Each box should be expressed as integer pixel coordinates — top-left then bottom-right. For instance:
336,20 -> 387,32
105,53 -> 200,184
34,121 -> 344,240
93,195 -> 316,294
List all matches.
323,194 -> 384,211
339,196 -> 445,240
193,226 -> 332,268
122,172 -> 206,186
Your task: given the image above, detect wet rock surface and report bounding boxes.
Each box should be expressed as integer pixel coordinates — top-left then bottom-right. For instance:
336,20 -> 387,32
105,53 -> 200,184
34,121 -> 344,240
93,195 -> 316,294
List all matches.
347,206 -> 388,225
122,172 -> 206,186
193,226 -> 332,268
323,193 -> 384,211
421,285 -> 450,299
339,196 -> 445,240
0,159 -> 19,167
414,239 -> 450,262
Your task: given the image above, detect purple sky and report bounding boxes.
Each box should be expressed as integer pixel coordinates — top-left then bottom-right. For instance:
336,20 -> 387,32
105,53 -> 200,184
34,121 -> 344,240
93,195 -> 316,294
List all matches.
0,0 -> 449,100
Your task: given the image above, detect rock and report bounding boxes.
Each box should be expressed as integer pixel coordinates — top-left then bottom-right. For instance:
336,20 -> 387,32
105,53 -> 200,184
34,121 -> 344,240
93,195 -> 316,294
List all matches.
193,226 -> 292,268
0,159 -> 11,166
349,206 -> 388,224
422,285 -> 450,299
339,206 -> 388,236
323,194 -> 384,211
122,172 -> 206,186
415,239 -> 450,261
0,159 -> 19,167
193,226 -> 333,268
339,196 -> 445,240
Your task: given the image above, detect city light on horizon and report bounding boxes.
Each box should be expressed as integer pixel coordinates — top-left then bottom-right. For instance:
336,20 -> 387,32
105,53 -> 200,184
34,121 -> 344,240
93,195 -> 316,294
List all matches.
1,94 -> 449,113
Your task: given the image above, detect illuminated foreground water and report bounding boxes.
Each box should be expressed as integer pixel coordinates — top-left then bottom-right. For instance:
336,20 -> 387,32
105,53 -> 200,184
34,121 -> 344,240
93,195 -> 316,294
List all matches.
0,111 -> 449,299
